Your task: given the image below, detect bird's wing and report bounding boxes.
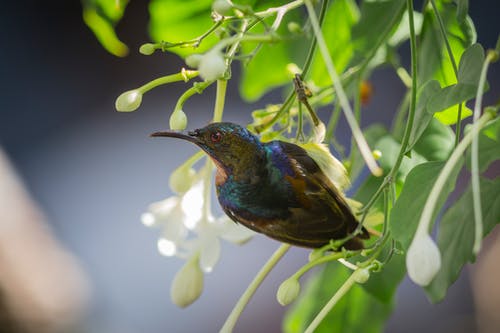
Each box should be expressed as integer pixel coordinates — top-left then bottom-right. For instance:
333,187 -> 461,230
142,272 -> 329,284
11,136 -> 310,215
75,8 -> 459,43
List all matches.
273,141 -> 369,248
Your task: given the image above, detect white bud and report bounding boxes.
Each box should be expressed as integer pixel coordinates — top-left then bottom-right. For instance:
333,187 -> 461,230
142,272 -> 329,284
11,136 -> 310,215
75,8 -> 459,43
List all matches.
139,43 -> 155,55
212,0 -> 233,15
115,89 -> 143,112
406,234 -> 442,286
170,256 -> 204,308
169,109 -> 188,130
185,54 -> 203,68
352,268 -> 370,284
169,165 -> 196,194
276,278 -> 300,306
198,50 -> 226,81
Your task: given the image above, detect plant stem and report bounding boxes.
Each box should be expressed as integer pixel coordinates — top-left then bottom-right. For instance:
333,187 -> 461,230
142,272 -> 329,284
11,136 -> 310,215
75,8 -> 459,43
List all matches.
429,0 -> 463,146
304,0 -> 381,176
415,111 -> 494,238
138,70 -> 199,93
359,0 -> 418,216
471,51 -> 496,255
214,80 -> 228,122
293,251 -> 358,280
304,271 -> 357,333
220,243 -> 291,333
174,81 -> 213,111
393,0 -> 418,177
253,0 -> 328,134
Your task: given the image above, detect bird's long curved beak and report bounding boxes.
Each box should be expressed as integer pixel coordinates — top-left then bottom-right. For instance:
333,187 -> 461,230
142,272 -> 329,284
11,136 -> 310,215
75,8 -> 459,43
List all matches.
150,130 -> 201,144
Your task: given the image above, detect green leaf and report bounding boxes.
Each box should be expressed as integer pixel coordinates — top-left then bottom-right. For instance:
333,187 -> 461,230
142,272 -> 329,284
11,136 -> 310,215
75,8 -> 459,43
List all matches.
418,1 -> 476,88
388,10 -> 424,47
310,0 -> 359,87
239,2 -> 305,101
389,161 -> 463,250
425,177 -> 500,302
148,0 -> 216,57
455,0 -> 469,23
412,118 -> 455,161
362,243 -> 406,304
407,80 -> 442,152
82,0 -> 129,57
466,117 -> 500,172
431,44 -> 485,124
283,264 -> 393,333
349,123 -> 388,181
352,0 -> 405,55
374,135 -> 427,181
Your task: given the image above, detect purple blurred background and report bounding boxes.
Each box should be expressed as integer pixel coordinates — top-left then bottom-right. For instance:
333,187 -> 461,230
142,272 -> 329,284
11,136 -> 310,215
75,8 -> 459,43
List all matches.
1,1 -> 499,332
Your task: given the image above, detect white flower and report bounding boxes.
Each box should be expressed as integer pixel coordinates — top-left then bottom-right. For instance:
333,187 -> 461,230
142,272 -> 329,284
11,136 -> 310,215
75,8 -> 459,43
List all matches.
115,89 -> 143,112
198,50 -> 226,81
142,166 -> 254,306
406,234 -> 442,286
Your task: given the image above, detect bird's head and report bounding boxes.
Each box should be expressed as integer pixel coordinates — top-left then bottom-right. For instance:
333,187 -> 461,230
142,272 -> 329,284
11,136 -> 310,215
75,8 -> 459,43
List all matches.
151,122 -> 264,172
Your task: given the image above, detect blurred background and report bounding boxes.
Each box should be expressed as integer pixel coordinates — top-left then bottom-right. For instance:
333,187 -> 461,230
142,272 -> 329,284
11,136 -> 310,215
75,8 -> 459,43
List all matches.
0,1 -> 499,332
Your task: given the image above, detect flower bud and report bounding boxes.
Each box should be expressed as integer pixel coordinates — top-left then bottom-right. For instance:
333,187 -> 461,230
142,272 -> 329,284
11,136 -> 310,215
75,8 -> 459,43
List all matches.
169,165 -> 196,194
185,54 -> 203,68
212,0 -> 232,16
406,234 -> 442,286
115,89 -> 142,112
372,149 -> 382,160
169,109 -> 188,131
171,256 -> 204,308
198,50 -> 226,81
139,43 -> 156,55
352,268 -> 370,284
287,22 -> 302,34
277,278 -> 300,306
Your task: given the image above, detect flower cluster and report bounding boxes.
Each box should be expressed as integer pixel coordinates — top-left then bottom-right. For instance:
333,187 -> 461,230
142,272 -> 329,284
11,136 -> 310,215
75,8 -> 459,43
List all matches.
141,160 -> 254,307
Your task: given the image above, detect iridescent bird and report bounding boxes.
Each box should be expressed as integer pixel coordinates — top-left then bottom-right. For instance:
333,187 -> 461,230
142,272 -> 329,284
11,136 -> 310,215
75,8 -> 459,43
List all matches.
151,122 -> 369,249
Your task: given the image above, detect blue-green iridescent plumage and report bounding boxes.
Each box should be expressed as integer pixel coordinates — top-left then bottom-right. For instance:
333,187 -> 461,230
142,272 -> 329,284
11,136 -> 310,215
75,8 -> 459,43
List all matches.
152,122 -> 369,249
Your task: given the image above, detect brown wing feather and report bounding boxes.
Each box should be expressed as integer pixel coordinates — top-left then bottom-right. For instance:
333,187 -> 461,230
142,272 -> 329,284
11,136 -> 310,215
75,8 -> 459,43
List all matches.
277,141 -> 369,249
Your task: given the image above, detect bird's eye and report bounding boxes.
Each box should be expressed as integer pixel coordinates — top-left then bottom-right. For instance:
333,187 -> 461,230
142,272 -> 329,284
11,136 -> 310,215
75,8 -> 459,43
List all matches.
210,131 -> 222,143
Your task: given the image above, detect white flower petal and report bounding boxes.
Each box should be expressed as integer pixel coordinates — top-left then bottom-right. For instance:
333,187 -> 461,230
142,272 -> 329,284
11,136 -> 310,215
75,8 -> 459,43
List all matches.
406,234 -> 442,286
199,235 -> 220,273
157,238 -> 177,257
181,181 -> 204,229
170,256 -> 204,308
219,220 -> 255,245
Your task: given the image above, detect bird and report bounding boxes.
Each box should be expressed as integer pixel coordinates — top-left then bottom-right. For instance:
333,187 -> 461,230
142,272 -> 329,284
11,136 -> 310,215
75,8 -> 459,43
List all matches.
151,122 -> 369,250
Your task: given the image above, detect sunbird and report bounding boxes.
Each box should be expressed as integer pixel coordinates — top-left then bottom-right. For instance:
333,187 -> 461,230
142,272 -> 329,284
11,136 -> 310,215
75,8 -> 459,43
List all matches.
152,122 -> 369,249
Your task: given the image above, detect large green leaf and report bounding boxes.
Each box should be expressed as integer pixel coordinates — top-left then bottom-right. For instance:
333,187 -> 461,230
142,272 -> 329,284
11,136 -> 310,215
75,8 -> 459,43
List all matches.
309,0 -> 360,87
238,1 -> 306,101
418,0 -> 476,125
412,118 -> 455,161
148,0 -> 216,57
407,80 -> 442,152
425,177 -> 500,302
351,0 -> 405,56
431,43 -> 485,124
389,161 -> 463,250
283,264 -> 393,333
82,0 -> 129,56
466,117 -> 500,172
374,135 -> 427,181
